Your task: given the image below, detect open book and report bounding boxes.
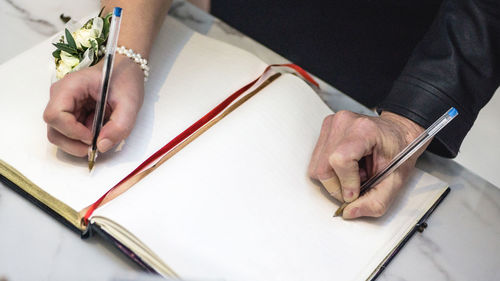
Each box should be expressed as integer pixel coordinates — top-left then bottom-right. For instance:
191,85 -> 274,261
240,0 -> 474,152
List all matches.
0,16 -> 449,280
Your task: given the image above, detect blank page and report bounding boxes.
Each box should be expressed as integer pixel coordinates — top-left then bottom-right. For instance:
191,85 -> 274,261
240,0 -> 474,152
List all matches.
94,34 -> 447,280
0,17 -> 267,211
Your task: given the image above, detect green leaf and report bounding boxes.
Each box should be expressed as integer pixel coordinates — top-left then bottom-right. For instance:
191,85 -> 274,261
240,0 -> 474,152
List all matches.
98,6 -> 105,17
90,49 -> 99,66
90,39 -> 98,50
95,37 -> 105,45
102,13 -> 112,39
83,18 -> 93,29
52,49 -> 61,59
65,28 -> 77,50
52,43 -> 78,55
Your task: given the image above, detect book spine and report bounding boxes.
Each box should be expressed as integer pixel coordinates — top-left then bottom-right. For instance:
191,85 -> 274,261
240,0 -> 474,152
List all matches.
0,174 -> 83,235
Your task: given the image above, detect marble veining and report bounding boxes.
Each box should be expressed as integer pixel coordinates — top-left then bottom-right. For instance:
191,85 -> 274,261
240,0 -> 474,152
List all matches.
415,235 -> 453,281
169,0 -> 213,35
0,1 -> 499,281
3,0 -> 57,36
459,195 -> 500,236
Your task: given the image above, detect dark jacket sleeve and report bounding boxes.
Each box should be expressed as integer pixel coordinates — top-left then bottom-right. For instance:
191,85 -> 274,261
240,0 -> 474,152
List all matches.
377,0 -> 500,158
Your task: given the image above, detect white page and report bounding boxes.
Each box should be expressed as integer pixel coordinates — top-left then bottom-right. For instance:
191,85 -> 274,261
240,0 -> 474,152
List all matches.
0,17 -> 267,211
94,71 -> 447,281
0,13 -> 447,280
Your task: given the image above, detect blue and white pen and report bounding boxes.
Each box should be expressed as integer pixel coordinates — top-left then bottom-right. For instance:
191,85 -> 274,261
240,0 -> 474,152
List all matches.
88,7 -> 122,171
334,107 -> 459,216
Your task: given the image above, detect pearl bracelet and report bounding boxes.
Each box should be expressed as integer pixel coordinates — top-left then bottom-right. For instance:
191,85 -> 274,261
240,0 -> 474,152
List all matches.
113,46 -> 150,82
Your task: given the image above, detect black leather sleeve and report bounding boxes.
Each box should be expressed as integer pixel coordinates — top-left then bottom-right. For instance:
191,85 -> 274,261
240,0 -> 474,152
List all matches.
377,0 -> 500,158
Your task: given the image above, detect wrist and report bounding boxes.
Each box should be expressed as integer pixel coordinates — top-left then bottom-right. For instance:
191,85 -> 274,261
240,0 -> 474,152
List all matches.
380,111 -> 425,144
115,46 -> 150,81
101,0 -> 171,59
114,55 -> 145,81
94,55 -> 144,87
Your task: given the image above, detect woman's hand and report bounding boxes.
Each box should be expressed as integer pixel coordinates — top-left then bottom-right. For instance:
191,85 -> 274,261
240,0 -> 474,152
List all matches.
308,110 -> 428,219
43,0 -> 172,157
43,56 -> 144,157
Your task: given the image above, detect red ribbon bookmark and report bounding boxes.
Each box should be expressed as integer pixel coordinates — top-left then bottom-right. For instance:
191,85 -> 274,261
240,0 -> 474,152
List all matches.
82,63 -> 319,225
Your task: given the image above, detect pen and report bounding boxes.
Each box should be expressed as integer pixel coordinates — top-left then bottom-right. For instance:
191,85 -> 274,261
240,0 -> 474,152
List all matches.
88,7 -> 122,171
334,107 -> 458,217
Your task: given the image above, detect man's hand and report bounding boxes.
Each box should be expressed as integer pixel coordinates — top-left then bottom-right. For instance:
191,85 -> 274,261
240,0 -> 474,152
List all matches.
43,57 -> 144,157
308,110 -> 428,219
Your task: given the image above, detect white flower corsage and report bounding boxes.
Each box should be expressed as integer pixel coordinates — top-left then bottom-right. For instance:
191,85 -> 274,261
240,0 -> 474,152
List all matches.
52,9 -> 111,79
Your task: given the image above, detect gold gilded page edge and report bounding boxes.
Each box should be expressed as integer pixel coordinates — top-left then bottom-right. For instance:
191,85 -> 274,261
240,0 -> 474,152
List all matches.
0,159 -> 85,231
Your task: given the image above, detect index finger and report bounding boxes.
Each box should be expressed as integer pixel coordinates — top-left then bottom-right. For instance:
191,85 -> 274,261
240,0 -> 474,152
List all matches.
329,136 -> 376,202
308,114 -> 334,177
43,97 -> 92,144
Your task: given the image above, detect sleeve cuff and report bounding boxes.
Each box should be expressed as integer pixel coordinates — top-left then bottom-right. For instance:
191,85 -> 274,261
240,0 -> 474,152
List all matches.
377,75 -> 474,158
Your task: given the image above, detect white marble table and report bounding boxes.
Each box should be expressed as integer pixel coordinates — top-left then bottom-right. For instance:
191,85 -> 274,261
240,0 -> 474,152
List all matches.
1,1 -> 499,280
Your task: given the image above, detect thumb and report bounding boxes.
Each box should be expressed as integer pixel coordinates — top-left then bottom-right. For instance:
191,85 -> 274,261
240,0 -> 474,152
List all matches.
97,100 -> 138,153
342,174 -> 403,219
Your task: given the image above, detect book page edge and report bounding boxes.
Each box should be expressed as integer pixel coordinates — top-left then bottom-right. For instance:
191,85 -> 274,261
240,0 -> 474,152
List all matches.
363,185 -> 450,280
0,159 -> 85,232
90,216 -> 178,278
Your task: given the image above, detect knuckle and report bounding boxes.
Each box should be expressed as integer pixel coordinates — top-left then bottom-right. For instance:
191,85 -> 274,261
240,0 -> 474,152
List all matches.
354,116 -> 375,130
46,128 -> 58,144
329,151 -> 348,166
370,199 -> 388,217
113,121 -> 132,138
311,163 -> 330,179
331,111 -> 361,132
341,179 -> 360,193
43,108 -> 57,124
321,114 -> 334,128
63,70 -> 75,80
315,168 -> 332,180
333,110 -> 353,121
49,83 -> 58,98
49,80 -> 67,99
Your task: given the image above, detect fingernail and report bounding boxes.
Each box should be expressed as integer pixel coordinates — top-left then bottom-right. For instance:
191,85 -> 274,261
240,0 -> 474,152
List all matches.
98,139 -> 113,152
344,207 -> 360,219
344,190 -> 354,202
